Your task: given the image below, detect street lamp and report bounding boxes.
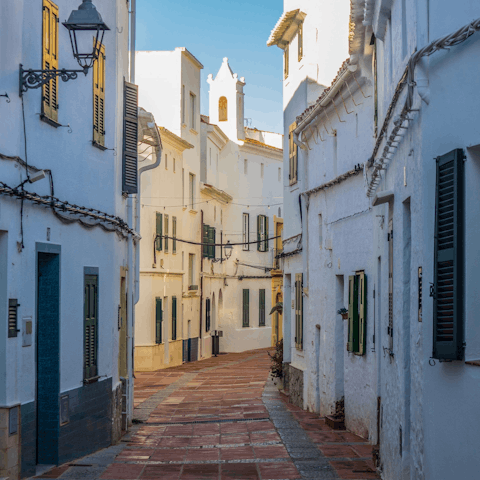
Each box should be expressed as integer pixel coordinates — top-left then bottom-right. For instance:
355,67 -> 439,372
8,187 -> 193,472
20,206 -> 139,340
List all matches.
224,241 -> 233,260
19,0 -> 109,96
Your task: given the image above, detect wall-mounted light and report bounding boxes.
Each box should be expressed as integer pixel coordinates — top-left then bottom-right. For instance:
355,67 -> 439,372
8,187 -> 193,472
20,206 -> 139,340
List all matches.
224,241 -> 233,260
19,0 -> 109,96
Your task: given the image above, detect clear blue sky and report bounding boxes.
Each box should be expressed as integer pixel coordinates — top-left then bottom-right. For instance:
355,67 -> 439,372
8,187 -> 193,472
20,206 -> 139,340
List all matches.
136,0 -> 284,134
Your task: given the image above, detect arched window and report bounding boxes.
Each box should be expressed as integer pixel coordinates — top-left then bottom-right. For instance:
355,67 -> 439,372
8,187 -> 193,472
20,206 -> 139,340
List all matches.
219,96 -> 227,121
278,207 -> 282,218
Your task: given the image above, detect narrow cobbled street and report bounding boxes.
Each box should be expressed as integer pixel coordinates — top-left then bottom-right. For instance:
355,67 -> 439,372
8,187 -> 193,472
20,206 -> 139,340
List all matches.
33,350 -> 379,480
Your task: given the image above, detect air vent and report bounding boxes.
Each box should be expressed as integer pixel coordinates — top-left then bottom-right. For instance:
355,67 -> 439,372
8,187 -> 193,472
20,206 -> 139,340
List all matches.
8,299 -> 20,338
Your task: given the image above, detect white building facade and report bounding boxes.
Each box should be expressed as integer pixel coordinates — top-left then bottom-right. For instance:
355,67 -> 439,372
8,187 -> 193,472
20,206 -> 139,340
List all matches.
271,0 -> 480,479
0,1 -> 138,478
135,53 -> 284,366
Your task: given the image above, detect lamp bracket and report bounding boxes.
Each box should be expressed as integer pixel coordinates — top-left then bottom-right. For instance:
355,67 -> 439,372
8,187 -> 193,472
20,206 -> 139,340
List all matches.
19,64 -> 88,97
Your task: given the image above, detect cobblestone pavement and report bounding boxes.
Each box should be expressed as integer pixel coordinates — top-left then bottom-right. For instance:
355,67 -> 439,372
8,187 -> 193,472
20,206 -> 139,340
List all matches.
32,349 -> 379,480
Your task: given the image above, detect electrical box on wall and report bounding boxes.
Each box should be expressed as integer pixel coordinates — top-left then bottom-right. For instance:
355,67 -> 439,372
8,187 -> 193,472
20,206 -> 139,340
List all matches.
22,316 -> 32,347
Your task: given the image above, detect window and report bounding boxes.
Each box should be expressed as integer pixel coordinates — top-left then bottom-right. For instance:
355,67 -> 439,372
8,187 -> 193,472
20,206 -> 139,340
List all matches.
244,159 -> 248,174
278,168 -> 281,182
219,96 -> 228,121
164,214 -> 169,252
122,81 -> 138,194
278,207 -> 281,218
432,149 -> 464,360
93,40 -> 106,147
347,272 -> 367,355
206,298 -> 211,331
209,148 -> 212,165
190,92 -> 196,130
172,216 -> 177,253
318,214 -> 323,248
298,22 -> 304,61
155,213 -> 163,251
84,274 -> 98,379
42,0 -> 59,123
189,173 -> 195,209
295,274 -> 303,349
202,224 -> 216,259
188,254 -> 195,286
242,213 -> 250,251
155,298 -> 162,344
214,206 -> 216,222
182,168 -> 185,205
257,215 -> 269,252
261,163 -> 264,178
242,289 -> 250,327
172,297 -> 177,340
259,289 -> 266,326
165,154 -> 168,170
288,122 -> 298,185
173,158 -> 176,173
182,85 -> 186,124
284,44 -> 289,79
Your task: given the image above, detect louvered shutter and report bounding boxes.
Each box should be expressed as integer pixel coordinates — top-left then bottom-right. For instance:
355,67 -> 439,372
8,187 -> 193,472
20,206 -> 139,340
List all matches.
172,297 -> 177,340
295,273 -> 303,349
173,217 -> 177,253
164,214 -> 169,252
388,219 -> 394,351
259,289 -> 266,326
257,215 -> 261,251
347,276 -> 355,352
155,213 -> 162,251
358,272 -> 367,355
264,216 -> 269,252
433,149 -> 464,360
209,227 -> 216,259
243,289 -> 250,327
155,298 -> 162,344
202,224 -> 209,258
93,41 -> 106,146
42,0 -> 59,123
123,81 -> 138,194
84,275 -> 98,379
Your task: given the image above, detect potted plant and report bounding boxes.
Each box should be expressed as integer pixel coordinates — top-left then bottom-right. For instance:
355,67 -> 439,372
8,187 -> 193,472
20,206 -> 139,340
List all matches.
337,307 -> 348,320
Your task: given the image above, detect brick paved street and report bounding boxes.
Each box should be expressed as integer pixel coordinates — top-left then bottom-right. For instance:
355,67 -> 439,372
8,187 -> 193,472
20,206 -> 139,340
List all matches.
32,349 -> 379,480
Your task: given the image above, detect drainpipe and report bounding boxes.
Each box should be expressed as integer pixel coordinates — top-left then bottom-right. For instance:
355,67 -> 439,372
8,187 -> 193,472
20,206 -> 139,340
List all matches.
126,0 -> 137,425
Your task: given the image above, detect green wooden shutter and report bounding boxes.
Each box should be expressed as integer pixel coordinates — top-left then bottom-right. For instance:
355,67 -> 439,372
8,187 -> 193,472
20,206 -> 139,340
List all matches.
202,224 -> 209,258
155,298 -> 162,344
122,81 -> 138,194
243,289 -> 249,327
156,213 -> 163,251
172,296 -> 177,341
347,276 -> 355,352
173,217 -> 177,254
257,215 -> 261,251
164,214 -> 169,252
208,227 -> 215,259
358,272 -> 367,355
206,298 -> 211,331
259,289 -> 265,326
84,275 -> 98,379
264,216 -> 269,252
433,149 -> 464,360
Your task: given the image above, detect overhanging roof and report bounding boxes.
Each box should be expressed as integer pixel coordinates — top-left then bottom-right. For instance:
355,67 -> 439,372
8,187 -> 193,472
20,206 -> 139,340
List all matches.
267,9 -> 307,48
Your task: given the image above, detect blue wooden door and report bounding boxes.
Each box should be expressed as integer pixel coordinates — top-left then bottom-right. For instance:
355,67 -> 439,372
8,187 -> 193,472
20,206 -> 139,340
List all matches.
37,252 -> 60,465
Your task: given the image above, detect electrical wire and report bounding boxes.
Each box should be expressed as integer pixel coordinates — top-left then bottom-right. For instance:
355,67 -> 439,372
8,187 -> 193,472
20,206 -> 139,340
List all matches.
155,234 -> 280,248
141,201 -> 282,208
21,96 -> 30,182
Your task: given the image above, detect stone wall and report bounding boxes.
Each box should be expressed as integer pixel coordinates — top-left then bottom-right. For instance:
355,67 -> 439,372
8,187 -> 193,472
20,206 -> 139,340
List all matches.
0,405 -> 21,480
288,365 -> 304,409
111,382 -> 123,445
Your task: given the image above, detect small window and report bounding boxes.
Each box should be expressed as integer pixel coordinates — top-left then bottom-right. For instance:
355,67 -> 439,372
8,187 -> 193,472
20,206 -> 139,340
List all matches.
188,254 -> 195,285
172,216 -> 177,254
259,289 -> 266,327
319,214 -> 323,248
242,289 -> 250,327
278,167 -> 281,182
257,215 -> 269,252
173,158 -> 176,173
261,163 -> 264,178
284,44 -> 289,79
244,159 -> 248,175
165,154 -> 168,170
189,173 -> 195,209
219,96 -> 228,122
190,93 -> 196,130
298,22 -> 304,61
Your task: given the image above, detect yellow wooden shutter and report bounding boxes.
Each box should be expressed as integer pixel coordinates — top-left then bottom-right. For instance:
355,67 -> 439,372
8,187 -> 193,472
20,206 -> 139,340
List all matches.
93,40 -> 106,146
42,0 -> 59,123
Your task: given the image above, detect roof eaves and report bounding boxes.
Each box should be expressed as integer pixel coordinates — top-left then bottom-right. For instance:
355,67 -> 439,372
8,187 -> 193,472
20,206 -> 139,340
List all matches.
267,9 -> 307,48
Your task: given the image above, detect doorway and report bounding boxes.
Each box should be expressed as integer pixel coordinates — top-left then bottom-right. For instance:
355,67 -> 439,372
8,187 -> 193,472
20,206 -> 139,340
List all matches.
36,248 -> 60,466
